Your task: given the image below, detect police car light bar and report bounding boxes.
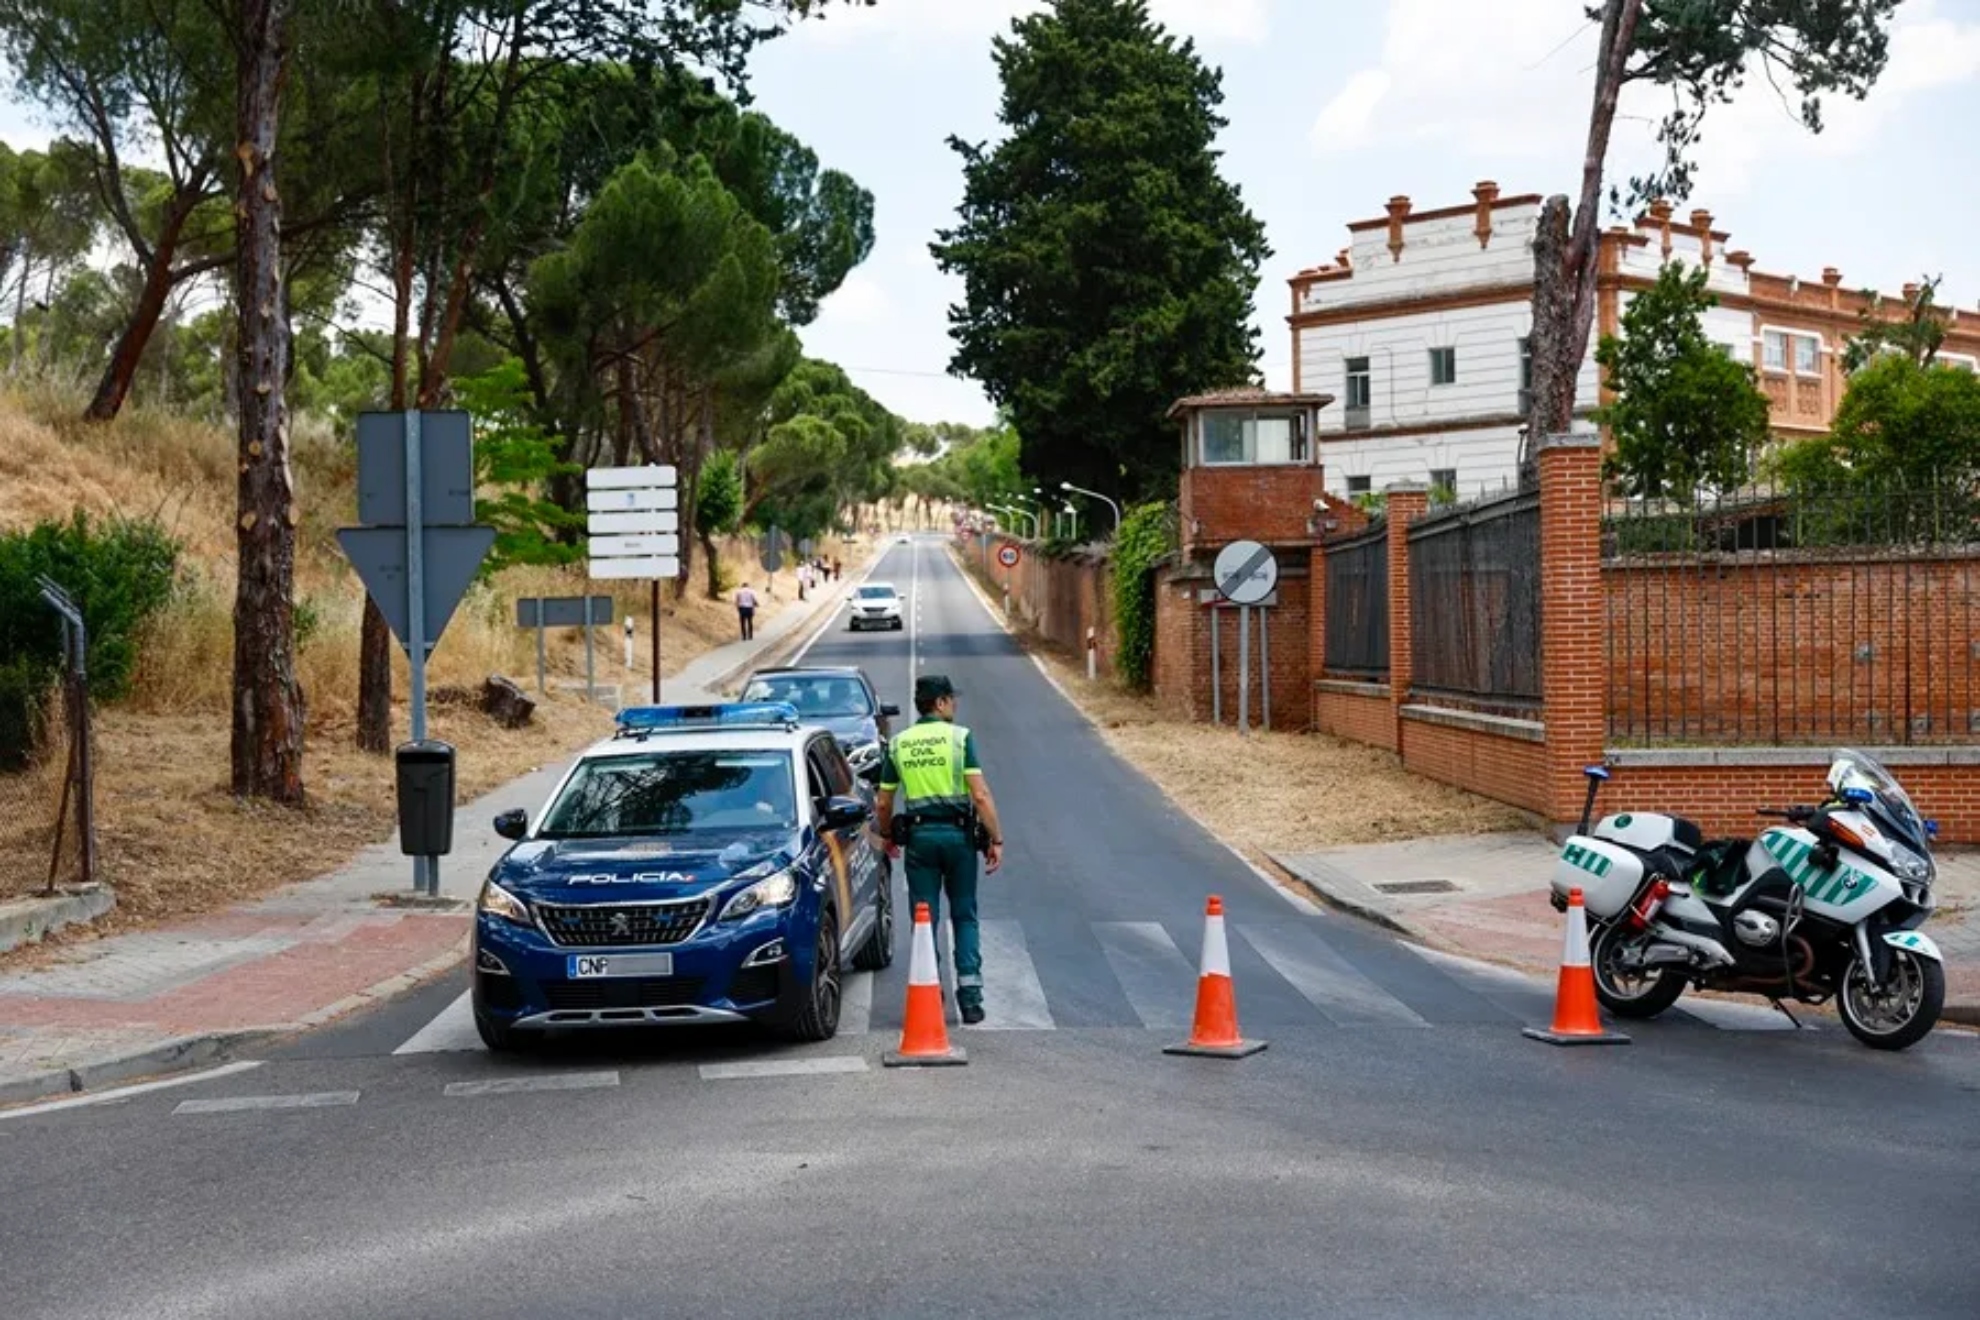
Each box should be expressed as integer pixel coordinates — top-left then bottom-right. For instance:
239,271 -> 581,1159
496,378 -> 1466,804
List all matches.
614,702 -> 801,735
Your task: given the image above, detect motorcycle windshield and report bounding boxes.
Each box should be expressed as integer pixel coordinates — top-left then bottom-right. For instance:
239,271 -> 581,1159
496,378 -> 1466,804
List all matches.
1829,749 -> 1929,851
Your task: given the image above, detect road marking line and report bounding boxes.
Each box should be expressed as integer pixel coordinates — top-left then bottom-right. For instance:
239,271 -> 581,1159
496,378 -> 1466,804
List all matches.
699,1057 -> 869,1080
1094,921 -> 1197,1029
174,1091 -> 360,1115
392,990 -> 479,1054
443,1071 -> 620,1097
970,919 -> 1055,1030
1234,922 -> 1429,1027
841,970 -> 874,1035
0,1061 -> 265,1121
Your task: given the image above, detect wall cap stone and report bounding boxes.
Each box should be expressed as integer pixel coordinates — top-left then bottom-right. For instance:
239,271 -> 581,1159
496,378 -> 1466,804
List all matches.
1401,702 -> 1546,743
1605,746 -> 1980,768
1317,678 -> 1391,699
1383,481 -> 1429,494
1538,431 -> 1602,451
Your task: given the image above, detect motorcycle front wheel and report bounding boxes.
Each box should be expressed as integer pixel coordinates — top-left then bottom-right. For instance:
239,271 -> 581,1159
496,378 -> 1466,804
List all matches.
1591,922 -> 1688,1019
1837,948 -> 1944,1051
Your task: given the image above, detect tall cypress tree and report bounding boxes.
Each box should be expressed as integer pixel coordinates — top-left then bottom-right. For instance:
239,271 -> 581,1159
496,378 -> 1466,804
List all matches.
932,0 -> 1268,504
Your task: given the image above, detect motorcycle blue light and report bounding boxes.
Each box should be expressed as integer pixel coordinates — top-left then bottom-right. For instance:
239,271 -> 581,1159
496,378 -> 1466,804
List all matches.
614,702 -> 801,733
1842,786 -> 1875,804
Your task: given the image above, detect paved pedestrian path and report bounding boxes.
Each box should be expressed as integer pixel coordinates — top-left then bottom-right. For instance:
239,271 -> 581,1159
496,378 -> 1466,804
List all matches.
0,563 -> 867,1106
1271,833 -> 1980,1026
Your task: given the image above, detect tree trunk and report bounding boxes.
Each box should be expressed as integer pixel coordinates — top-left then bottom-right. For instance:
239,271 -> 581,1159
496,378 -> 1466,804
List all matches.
11,254 -> 28,372
84,198 -> 195,421
701,529 -> 722,599
230,0 -> 305,804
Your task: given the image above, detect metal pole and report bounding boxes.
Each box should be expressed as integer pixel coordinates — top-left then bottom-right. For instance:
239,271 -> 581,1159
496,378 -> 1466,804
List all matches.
583,599 -> 596,704
650,580 -> 661,704
1211,602 -> 1222,725
1238,604 -> 1251,737
403,409 -> 433,896
535,612 -> 546,694
1260,603 -> 1271,732
624,616 -> 633,670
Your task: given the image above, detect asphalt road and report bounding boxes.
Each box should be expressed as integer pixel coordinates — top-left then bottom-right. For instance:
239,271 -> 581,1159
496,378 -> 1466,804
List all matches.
3,537 -> 1977,1320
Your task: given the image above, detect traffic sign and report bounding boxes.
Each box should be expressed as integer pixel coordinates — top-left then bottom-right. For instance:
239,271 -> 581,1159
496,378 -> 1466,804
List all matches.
588,510 -> 678,535
760,526 -> 785,574
587,464 -> 676,489
1213,540 -> 1279,606
356,411 -> 474,526
798,537 -> 815,557
588,533 -> 680,559
997,544 -> 1021,568
516,596 -> 614,628
336,526 -> 496,653
591,555 -> 680,580
586,486 -> 678,513
587,465 -> 679,583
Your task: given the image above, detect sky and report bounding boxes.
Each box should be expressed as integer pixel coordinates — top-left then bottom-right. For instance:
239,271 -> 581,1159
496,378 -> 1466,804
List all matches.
5,0 -> 1978,428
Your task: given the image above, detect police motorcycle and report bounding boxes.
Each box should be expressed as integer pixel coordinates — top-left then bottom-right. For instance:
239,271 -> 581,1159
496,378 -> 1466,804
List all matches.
1548,750 -> 1945,1051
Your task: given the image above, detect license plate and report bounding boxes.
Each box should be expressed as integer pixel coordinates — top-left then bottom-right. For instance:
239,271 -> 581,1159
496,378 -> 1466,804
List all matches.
567,953 -> 673,978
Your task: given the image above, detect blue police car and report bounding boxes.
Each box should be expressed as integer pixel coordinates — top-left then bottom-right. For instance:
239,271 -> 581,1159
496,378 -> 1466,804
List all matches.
471,703 -> 894,1051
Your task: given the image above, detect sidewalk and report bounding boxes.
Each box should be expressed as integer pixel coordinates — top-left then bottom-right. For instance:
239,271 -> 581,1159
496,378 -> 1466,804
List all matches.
0,574 -> 856,1106
1270,835 -> 1980,1027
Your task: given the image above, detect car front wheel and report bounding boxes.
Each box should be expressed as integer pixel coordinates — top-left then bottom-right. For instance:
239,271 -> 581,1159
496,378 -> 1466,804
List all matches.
783,911 -> 842,1042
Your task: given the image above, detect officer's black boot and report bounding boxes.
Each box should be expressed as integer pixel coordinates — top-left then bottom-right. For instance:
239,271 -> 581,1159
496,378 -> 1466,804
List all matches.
960,998 -> 985,1025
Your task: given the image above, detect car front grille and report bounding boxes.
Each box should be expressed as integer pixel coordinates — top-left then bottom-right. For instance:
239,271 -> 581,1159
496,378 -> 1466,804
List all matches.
542,977 -> 709,1011
534,899 -> 709,948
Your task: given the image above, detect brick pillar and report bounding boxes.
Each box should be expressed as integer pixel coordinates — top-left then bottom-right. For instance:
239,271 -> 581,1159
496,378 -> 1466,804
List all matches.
1384,483 -> 1429,749
1537,433 -> 1605,825
1308,542 -> 1328,689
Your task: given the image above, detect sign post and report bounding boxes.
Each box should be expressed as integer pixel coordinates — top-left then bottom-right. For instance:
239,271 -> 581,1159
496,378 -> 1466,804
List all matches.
516,596 -> 616,700
1212,540 -> 1279,738
337,410 -> 494,896
586,466 -> 679,704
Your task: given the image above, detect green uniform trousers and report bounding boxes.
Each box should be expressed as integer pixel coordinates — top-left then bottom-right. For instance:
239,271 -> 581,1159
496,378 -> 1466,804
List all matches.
902,822 -> 981,1008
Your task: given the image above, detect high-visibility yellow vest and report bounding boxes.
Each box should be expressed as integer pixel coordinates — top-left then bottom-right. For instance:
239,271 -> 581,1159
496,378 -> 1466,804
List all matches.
889,719 -> 972,815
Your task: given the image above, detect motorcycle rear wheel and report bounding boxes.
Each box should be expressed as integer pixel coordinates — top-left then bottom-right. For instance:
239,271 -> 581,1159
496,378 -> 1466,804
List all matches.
1837,949 -> 1943,1052
1591,922 -> 1688,1019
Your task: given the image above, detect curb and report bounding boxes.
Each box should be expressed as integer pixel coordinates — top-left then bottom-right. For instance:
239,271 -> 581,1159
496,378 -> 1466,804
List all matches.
1258,852 -> 1426,941
0,883 -> 117,955
1945,1002 -> 1980,1028
0,937 -> 470,1112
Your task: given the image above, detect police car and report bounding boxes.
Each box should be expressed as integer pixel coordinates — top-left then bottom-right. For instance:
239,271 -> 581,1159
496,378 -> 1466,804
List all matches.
471,702 -> 894,1051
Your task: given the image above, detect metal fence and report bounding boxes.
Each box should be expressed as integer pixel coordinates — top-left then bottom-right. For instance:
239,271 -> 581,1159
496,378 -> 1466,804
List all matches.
0,580 -> 96,898
1408,488 -> 1543,708
1605,484 -> 1980,746
1323,522 -> 1389,679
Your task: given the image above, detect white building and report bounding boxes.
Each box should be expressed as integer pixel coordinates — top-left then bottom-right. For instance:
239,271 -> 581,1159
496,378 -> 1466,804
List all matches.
1289,184 -> 1765,500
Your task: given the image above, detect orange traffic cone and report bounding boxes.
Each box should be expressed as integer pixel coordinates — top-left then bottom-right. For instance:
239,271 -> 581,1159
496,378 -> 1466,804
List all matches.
882,902 -> 968,1068
1164,896 -> 1267,1059
1522,886 -> 1630,1047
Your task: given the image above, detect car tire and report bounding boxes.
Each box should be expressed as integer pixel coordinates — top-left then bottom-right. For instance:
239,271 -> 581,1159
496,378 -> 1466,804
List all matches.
474,1010 -> 520,1052
784,909 -> 843,1042
892,619 -> 903,631
852,866 -> 895,971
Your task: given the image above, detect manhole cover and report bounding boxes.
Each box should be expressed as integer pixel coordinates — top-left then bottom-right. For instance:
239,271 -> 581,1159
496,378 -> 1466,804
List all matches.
1372,880 -> 1460,895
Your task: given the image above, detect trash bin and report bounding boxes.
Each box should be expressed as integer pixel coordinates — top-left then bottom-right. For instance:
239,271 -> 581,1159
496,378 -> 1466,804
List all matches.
395,739 -> 457,857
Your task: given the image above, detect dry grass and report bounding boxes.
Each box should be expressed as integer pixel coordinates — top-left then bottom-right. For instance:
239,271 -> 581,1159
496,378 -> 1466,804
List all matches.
0,388 -> 866,925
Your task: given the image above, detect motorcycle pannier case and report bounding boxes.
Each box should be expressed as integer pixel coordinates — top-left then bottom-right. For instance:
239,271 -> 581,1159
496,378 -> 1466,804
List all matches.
1548,838 -> 1646,921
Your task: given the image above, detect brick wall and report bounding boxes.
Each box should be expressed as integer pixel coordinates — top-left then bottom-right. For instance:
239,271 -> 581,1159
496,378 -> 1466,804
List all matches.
1152,564 -> 1313,728
1606,553 -> 1980,745
1602,761 -> 1980,842
1180,465 -> 1328,559
1315,683 -> 1397,750
1400,716 -> 1550,814
972,534 -> 1115,674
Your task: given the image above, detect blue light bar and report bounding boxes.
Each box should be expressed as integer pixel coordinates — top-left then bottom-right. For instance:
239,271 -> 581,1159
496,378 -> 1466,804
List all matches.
614,702 -> 801,734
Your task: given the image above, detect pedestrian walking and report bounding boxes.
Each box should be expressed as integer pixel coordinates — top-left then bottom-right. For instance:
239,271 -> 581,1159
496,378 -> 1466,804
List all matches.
736,582 -> 758,641
797,562 -> 810,602
831,557 -> 842,582
874,674 -> 1004,1024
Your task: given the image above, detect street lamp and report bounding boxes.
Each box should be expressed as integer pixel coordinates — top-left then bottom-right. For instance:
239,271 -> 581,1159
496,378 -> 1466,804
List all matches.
1061,481 -> 1122,536
990,501 -> 1037,538
1063,502 -> 1080,541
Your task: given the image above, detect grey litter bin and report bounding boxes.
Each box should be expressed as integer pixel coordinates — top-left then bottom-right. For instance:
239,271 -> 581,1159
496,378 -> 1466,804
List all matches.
395,739 -> 457,857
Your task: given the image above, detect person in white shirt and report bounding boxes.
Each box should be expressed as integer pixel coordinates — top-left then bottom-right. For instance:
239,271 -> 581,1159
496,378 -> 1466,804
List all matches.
736,583 -> 759,640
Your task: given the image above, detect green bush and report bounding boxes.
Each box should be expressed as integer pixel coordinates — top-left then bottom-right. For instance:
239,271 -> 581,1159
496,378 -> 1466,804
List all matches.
1110,502 -> 1175,692
0,513 -> 180,768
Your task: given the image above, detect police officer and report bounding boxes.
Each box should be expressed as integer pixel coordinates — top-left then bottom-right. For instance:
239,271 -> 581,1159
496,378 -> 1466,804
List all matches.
874,674 -> 1003,1024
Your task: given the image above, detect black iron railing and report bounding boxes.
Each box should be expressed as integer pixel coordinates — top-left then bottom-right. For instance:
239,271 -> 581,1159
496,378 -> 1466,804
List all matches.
1408,488 -> 1543,708
1323,522 -> 1389,680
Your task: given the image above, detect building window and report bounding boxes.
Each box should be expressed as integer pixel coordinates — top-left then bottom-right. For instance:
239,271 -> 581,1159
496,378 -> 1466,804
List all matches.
1344,356 -> 1371,430
1429,346 -> 1457,386
1430,468 -> 1457,496
1198,411 -> 1305,466
1346,475 -> 1372,495
1517,337 -> 1532,413
1943,355 -> 1978,373
1763,329 -> 1820,376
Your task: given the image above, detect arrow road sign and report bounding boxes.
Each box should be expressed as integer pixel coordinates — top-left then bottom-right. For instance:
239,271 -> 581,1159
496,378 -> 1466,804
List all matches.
1213,539 -> 1279,606
587,510 -> 679,535
336,526 -> 496,654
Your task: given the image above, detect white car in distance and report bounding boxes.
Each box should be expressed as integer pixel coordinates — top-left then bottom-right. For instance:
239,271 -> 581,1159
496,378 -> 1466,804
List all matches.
847,582 -> 904,632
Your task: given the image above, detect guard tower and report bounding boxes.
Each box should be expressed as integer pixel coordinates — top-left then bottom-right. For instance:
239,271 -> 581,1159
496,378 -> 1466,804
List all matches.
1169,388 -> 1334,561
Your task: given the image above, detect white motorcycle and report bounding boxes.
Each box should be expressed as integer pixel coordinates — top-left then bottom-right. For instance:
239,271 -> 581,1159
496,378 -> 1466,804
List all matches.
1547,749 -> 1945,1051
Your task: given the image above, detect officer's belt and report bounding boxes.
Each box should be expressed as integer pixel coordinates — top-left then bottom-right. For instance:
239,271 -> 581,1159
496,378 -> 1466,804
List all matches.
903,805 -> 973,826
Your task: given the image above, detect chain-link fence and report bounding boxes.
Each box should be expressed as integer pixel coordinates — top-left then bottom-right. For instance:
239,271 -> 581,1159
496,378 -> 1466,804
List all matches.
0,580 -> 96,898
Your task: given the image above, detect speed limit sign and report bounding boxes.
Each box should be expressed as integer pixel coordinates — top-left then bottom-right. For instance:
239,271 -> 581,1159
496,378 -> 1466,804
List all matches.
996,544 -> 1021,568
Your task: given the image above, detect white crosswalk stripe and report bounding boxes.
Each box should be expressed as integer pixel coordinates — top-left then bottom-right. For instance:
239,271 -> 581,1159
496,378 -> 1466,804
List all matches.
387,919 -> 1820,1053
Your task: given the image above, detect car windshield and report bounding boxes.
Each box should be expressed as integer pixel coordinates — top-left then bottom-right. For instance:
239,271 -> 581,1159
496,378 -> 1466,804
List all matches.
740,674 -> 873,717
1829,748 -> 1929,849
537,751 -> 797,838
857,586 -> 897,600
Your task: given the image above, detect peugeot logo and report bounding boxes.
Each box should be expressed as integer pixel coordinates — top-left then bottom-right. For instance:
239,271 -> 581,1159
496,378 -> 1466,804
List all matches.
610,913 -> 632,937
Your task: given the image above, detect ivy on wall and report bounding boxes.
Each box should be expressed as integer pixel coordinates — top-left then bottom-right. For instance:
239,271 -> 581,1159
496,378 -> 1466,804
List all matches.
1110,501 -> 1175,691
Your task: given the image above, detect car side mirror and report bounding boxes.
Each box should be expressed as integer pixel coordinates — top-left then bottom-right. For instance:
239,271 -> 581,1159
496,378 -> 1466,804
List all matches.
879,703 -> 900,718
492,809 -> 528,841
822,794 -> 871,830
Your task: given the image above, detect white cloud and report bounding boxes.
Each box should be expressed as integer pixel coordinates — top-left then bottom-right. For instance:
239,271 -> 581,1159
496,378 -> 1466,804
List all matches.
1306,0 -> 1980,198
793,0 -> 1268,48
816,269 -> 895,328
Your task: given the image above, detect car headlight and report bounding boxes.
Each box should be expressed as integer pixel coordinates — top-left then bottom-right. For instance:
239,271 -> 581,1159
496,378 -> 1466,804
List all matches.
479,878 -> 533,927
721,869 -> 799,922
